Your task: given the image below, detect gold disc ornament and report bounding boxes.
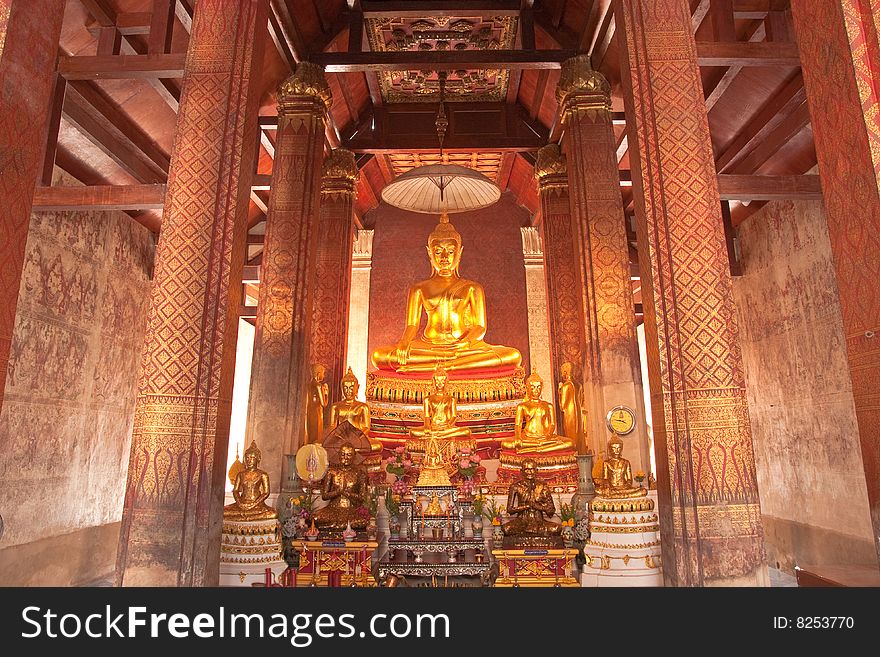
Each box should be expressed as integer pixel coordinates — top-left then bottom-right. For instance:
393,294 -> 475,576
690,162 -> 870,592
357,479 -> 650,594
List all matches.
295,443 -> 329,483
606,405 -> 636,436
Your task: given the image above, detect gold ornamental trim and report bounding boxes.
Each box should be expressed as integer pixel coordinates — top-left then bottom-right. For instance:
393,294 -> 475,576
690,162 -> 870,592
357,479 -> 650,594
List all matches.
321,148 -> 359,196
583,554 -> 660,570
588,524 -> 660,534
590,498 -> 655,513
367,367 -> 526,404
590,512 -> 659,525
279,61 -> 332,113
585,539 -> 661,549
556,55 -> 612,121
535,143 -> 567,181
499,451 -> 577,468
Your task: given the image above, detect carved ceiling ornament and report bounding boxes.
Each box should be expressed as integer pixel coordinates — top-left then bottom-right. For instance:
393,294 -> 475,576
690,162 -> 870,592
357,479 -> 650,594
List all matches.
366,15 -> 517,103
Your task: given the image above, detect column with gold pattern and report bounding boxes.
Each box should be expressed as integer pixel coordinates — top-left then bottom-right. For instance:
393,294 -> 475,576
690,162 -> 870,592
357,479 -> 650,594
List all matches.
116,0 -> 268,586
244,62 -> 331,489
0,1 -> 66,414
520,226 -> 554,399
346,230 -> 374,401
556,56 -> 651,473
534,145 -> 588,431
614,0 -> 765,585
310,149 -> 358,403
791,0 -> 880,562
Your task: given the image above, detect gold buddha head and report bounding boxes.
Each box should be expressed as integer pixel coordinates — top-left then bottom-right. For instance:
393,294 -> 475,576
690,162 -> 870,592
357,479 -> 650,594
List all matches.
427,212 -> 462,276
244,440 -> 262,469
338,442 -> 356,466
521,458 -> 538,481
431,363 -> 449,392
341,366 -> 359,400
560,361 -> 574,381
525,368 -> 544,400
608,435 -> 624,459
311,363 -> 326,381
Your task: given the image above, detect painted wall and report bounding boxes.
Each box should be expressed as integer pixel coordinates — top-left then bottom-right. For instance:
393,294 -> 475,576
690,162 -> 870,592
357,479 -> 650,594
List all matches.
732,200 -> 877,573
367,192 -> 532,374
0,178 -> 154,585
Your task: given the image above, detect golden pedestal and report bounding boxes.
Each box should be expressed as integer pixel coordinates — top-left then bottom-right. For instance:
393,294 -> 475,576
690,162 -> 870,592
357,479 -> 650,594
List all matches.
367,366 -> 525,455
492,548 -> 579,587
497,449 -> 579,484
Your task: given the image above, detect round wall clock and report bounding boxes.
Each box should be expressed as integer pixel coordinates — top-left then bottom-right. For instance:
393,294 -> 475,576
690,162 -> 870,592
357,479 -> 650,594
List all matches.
606,405 -> 636,436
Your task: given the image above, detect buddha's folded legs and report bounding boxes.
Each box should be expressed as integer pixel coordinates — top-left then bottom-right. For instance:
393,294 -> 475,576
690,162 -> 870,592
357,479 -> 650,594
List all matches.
372,341 -> 521,372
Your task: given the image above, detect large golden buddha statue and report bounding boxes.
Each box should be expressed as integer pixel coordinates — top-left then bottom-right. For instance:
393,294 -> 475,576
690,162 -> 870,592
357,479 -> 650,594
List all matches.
313,443 -> 369,532
502,369 -> 576,454
328,367 -> 382,454
224,441 -> 277,521
371,213 -> 522,373
595,435 -> 647,499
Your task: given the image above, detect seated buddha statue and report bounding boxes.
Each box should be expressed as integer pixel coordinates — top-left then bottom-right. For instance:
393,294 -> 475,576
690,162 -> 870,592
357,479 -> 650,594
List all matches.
328,367 -> 381,454
410,364 -> 471,443
595,435 -> 647,499
371,213 -> 522,373
224,441 -> 277,521
313,443 -> 369,532
502,369 -> 576,454
502,459 -> 561,537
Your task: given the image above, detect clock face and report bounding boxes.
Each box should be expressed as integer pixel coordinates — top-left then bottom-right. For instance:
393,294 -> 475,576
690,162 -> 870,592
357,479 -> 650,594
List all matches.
606,406 -> 636,436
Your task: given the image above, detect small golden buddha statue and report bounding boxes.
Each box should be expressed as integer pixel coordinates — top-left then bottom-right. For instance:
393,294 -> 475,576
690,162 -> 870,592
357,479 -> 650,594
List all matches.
371,213 -> 522,373
595,435 -> 647,499
410,364 -> 471,443
557,361 -> 588,455
502,459 -> 561,537
313,443 -> 369,531
502,369 -> 575,454
425,492 -> 443,516
224,441 -> 277,521
306,363 -> 329,444
416,428 -> 453,487
328,367 -> 381,454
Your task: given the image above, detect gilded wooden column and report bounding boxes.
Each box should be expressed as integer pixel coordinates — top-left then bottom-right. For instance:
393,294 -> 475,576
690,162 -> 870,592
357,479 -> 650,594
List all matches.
310,148 -> 358,402
557,57 -> 651,473
535,145 -> 588,434
116,0 -> 268,586
791,0 -> 880,562
614,0 -> 765,585
244,62 -> 331,490
0,1 -> 66,414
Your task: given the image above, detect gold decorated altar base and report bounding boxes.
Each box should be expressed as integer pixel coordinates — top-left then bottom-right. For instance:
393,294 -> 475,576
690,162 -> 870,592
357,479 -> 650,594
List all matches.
496,449 -> 579,484
219,518 -> 286,587
293,540 -> 379,587
492,548 -> 579,587
581,493 -> 663,587
366,366 -> 526,404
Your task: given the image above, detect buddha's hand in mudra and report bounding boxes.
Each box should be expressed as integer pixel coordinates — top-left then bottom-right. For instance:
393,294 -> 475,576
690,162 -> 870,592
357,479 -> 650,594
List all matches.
395,341 -> 411,365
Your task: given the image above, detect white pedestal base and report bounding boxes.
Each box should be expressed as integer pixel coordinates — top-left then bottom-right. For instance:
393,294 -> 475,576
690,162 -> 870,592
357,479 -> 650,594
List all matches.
219,560 -> 287,587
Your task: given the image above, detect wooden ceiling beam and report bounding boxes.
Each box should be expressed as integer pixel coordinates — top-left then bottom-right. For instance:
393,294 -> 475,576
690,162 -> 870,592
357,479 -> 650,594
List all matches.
58,53 -> 186,79
704,21 -> 766,112
79,0 -> 116,26
731,100 -> 811,173
577,0 -> 603,54
32,184 -> 166,211
717,174 -> 820,200
148,0 -> 177,55
361,1 -> 521,18
691,0 -> 711,32
311,50 -> 575,72
591,8 -> 615,68
695,41 -> 799,66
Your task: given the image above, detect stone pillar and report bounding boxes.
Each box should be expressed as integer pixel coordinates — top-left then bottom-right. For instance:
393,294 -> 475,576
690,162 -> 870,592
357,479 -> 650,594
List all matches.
310,149 -> 358,401
0,1 -> 66,414
520,226 -> 553,400
115,0 -> 268,586
346,229 -> 373,401
556,57 -> 651,473
614,0 -> 765,586
244,62 -> 331,491
791,0 -> 880,563
535,145 -> 588,433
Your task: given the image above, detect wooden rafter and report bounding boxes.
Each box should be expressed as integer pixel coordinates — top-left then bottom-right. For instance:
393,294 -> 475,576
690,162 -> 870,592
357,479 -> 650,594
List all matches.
311,50 -> 575,72
58,53 -> 186,79
32,184 -> 166,211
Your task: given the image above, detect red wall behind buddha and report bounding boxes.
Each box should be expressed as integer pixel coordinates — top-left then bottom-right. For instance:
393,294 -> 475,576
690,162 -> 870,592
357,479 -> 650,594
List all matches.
367,192 -> 532,374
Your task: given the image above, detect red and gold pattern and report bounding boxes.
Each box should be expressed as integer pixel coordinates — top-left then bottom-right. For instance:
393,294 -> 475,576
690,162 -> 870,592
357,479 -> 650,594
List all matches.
116,0 -> 268,586
792,0 -> 880,562
294,540 -> 378,587
535,145 -> 588,402
492,548 -> 579,587
557,60 -> 647,461
0,0 -> 65,414
614,0 -> 764,584
310,149 -> 358,403
245,61 -> 330,486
